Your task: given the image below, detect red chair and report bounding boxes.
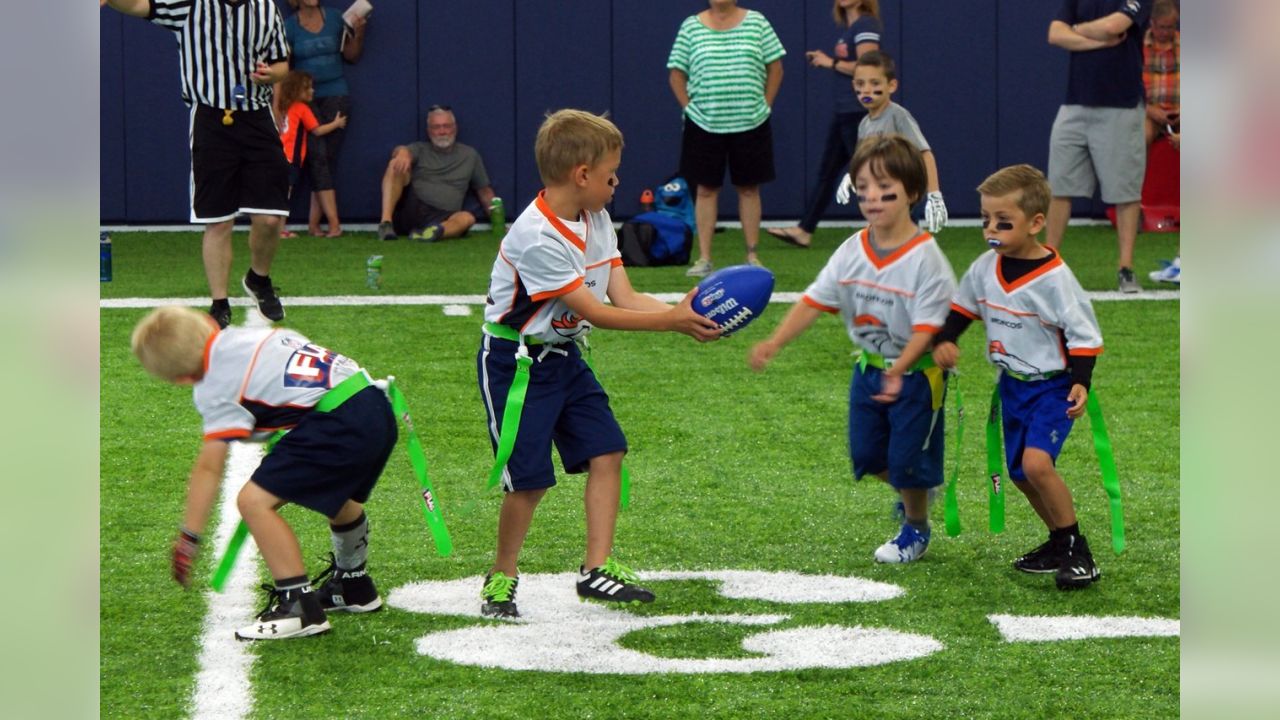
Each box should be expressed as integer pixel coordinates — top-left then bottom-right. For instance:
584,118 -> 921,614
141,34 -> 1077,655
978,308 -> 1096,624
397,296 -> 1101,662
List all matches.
1106,134 -> 1179,232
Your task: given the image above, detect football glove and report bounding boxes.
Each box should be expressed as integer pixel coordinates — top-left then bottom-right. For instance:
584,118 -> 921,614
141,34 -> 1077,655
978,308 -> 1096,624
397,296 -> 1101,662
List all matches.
172,528 -> 201,588
924,191 -> 948,233
835,173 -> 854,205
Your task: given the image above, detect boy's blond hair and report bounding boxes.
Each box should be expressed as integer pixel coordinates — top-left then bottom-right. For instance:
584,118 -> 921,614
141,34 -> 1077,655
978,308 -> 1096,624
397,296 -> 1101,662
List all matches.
849,134 -> 928,205
131,306 -> 216,382
534,109 -> 624,186
976,164 -> 1051,219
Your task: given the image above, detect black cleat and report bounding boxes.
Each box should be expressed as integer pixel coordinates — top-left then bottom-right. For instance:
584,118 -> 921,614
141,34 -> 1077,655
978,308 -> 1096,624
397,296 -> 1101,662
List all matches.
312,554 -> 383,613
576,558 -> 655,605
242,270 -> 285,322
235,584 -> 330,640
1055,534 -> 1102,590
1013,536 -> 1064,574
480,572 -> 520,618
209,302 -> 231,329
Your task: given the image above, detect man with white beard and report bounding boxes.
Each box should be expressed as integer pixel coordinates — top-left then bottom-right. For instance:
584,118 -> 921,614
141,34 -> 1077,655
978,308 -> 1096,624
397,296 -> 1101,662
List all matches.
377,105 -> 499,241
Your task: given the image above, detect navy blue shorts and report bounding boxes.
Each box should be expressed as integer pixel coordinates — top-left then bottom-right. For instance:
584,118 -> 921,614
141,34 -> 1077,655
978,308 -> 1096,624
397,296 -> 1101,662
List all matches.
477,335 -> 628,491
848,365 -> 945,490
999,373 -> 1076,482
252,386 -> 398,518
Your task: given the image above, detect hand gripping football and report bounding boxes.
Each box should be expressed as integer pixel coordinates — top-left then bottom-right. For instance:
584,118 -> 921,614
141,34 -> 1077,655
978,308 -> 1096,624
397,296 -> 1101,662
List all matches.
692,265 -> 775,337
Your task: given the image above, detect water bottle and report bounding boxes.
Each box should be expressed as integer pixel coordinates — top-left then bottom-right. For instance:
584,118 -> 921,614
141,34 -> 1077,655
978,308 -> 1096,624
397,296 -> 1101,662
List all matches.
100,231 -> 113,282
640,189 -> 655,213
489,197 -> 505,236
366,255 -> 382,290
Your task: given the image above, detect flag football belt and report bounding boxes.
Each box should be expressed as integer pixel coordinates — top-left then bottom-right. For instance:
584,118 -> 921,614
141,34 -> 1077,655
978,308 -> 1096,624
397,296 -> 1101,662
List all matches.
210,370 -> 454,591
856,351 -> 936,374
982,380 -> 1126,554
481,322 -> 633,509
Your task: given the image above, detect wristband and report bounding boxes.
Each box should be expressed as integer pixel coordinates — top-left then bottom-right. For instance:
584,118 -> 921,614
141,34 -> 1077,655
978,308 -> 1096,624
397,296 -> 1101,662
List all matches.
180,528 -> 201,544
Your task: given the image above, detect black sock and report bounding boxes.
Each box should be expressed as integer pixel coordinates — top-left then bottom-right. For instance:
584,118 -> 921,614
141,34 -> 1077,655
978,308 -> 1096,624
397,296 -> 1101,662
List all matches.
246,268 -> 270,286
1050,522 -> 1080,541
210,298 -> 230,310
275,575 -> 310,593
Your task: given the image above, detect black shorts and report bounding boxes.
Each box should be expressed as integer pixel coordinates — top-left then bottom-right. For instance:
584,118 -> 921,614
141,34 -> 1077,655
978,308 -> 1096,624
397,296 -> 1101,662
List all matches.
190,104 -> 290,223
391,190 -> 485,236
251,386 -> 398,518
679,117 -> 775,188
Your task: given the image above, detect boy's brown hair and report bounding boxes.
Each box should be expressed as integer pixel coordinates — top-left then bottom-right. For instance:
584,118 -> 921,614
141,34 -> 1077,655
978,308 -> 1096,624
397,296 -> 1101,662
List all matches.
849,134 -> 928,204
976,164 -> 1051,219
131,306 -> 216,382
275,70 -> 314,114
534,109 -> 624,185
852,49 -> 895,82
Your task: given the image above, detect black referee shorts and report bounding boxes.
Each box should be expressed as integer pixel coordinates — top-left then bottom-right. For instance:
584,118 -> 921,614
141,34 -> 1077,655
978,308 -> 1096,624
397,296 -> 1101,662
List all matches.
190,104 -> 290,223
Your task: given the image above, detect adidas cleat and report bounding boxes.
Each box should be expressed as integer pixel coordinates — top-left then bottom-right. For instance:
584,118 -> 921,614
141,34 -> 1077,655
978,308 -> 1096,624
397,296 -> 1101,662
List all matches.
576,557 -> 655,605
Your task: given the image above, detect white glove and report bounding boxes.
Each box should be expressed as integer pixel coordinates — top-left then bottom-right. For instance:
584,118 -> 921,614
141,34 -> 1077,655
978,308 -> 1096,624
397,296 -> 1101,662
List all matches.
924,191 -> 948,233
835,173 -> 854,205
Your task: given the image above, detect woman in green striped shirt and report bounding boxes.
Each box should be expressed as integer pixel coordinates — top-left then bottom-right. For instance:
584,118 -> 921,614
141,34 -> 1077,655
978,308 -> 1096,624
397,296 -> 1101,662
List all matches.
668,0 -> 785,277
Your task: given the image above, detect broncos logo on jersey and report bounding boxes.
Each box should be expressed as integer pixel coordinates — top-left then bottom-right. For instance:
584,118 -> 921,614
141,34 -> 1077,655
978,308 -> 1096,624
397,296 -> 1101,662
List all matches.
853,314 -> 895,356
988,340 -> 1042,376
550,312 -> 587,340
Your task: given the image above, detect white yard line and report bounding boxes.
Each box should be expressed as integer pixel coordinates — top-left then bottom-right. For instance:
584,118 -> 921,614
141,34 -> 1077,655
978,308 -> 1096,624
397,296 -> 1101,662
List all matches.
189,400 -> 264,719
100,289 -> 1179,311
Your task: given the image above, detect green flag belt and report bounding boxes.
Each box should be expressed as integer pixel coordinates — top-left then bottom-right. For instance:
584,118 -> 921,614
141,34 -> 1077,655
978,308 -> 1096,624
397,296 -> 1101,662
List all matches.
210,371 -> 453,592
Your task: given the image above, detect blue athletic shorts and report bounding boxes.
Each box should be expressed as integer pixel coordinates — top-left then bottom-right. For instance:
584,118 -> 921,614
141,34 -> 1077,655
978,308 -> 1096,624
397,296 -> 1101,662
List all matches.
848,365 -> 945,490
252,385 -> 398,518
477,335 -> 628,491
999,372 -> 1076,482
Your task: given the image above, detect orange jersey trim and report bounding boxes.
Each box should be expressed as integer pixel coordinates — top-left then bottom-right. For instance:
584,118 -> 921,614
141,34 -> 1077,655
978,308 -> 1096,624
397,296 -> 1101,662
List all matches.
535,191 -> 587,253
996,248 -> 1064,293
201,325 -> 220,376
1068,346 -> 1104,356
861,228 -> 934,271
237,330 -> 278,405
802,295 -> 839,313
530,276 -> 584,302
204,429 -> 250,441
854,314 -> 884,326
950,302 -> 979,320
912,323 -> 941,333
839,277 -> 916,298
609,257 -> 623,267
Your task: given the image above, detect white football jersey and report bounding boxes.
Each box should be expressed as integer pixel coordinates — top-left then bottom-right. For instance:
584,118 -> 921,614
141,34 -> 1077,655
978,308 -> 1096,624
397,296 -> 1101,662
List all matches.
194,327 -> 363,441
802,228 -> 956,359
952,248 -> 1103,377
482,191 -> 622,344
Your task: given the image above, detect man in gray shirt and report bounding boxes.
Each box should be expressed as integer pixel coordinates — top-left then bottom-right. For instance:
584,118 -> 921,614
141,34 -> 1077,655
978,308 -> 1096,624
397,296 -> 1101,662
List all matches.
378,105 -> 497,241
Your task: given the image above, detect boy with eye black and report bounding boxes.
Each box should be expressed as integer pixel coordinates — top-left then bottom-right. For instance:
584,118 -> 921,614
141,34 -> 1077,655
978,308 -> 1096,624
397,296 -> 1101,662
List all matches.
932,164 -> 1104,590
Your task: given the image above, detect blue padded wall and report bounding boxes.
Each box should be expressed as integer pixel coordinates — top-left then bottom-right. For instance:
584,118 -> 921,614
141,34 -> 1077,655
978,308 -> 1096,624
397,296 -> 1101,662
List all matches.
99,1 -> 1108,224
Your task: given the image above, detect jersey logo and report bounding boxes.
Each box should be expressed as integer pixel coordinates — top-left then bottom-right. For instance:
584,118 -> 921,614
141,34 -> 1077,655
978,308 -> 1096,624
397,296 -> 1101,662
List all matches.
550,312 -> 586,340
987,340 -> 1043,377
853,315 -> 894,356
284,343 -> 337,388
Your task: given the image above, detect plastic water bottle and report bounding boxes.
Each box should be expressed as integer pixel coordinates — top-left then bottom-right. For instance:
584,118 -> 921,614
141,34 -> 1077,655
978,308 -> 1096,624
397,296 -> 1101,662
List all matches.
640,189 -> 655,212
100,231 -> 113,282
489,197 -> 505,236
366,255 -> 382,290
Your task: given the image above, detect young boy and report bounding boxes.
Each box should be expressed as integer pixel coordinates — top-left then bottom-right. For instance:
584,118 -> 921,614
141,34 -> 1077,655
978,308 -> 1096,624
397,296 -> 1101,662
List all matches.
931,164 -> 1104,590
750,135 -> 956,564
131,306 -> 397,639
477,109 -> 720,618
835,50 -> 948,233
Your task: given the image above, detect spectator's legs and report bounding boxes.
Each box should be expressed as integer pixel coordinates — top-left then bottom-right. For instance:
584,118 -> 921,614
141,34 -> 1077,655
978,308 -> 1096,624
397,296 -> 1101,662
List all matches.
247,213 -> 283,278
441,211 -> 477,239
737,184 -> 761,264
313,190 -> 341,237
1044,197 -> 1072,250
1113,201 -> 1140,270
308,195 -> 324,236
380,161 -> 411,223
202,219 -> 235,301
694,184 -> 720,264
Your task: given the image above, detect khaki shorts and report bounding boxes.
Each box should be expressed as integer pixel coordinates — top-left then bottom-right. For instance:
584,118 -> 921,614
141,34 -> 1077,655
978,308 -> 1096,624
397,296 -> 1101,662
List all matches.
1048,104 -> 1146,204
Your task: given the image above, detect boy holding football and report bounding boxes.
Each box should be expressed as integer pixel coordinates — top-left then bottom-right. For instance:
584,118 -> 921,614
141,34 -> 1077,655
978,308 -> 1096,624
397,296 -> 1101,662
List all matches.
131,306 -> 397,640
750,135 -> 956,564
931,164 -> 1104,590
476,109 -> 720,617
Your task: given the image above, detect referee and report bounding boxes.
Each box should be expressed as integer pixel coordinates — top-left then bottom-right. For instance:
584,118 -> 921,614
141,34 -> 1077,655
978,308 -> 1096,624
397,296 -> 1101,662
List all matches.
105,0 -> 292,328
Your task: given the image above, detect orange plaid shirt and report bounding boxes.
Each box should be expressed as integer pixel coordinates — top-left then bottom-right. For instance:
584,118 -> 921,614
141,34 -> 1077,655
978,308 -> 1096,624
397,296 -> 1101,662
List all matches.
1144,30 -> 1179,111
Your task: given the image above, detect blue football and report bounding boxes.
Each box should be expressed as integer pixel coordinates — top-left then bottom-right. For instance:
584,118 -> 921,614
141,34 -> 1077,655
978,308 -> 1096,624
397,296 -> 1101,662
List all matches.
693,265 -> 775,337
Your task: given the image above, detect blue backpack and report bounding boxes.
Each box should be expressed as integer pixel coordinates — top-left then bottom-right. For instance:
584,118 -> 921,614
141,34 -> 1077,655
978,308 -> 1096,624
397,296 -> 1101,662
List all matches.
619,212 -> 692,267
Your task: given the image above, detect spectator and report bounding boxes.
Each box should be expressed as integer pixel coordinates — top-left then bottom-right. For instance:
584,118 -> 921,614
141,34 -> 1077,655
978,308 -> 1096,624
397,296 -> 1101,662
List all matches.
668,0 -> 785,277
103,0 -> 291,329
768,0 -> 881,250
1045,0 -> 1152,293
284,0 -> 368,238
1143,0 -> 1180,149
377,106 -> 498,243
273,71 -> 347,237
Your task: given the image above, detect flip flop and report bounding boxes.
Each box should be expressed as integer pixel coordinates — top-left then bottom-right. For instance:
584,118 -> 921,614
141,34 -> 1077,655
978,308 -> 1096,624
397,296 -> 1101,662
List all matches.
766,227 -> 811,249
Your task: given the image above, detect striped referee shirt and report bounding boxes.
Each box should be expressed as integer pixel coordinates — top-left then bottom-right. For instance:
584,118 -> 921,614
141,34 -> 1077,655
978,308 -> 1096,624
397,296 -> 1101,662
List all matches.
667,10 -> 786,134
147,0 -> 289,111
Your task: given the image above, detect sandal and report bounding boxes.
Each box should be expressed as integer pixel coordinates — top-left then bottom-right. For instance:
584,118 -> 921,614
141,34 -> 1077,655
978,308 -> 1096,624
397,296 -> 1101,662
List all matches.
766,227 -> 811,248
